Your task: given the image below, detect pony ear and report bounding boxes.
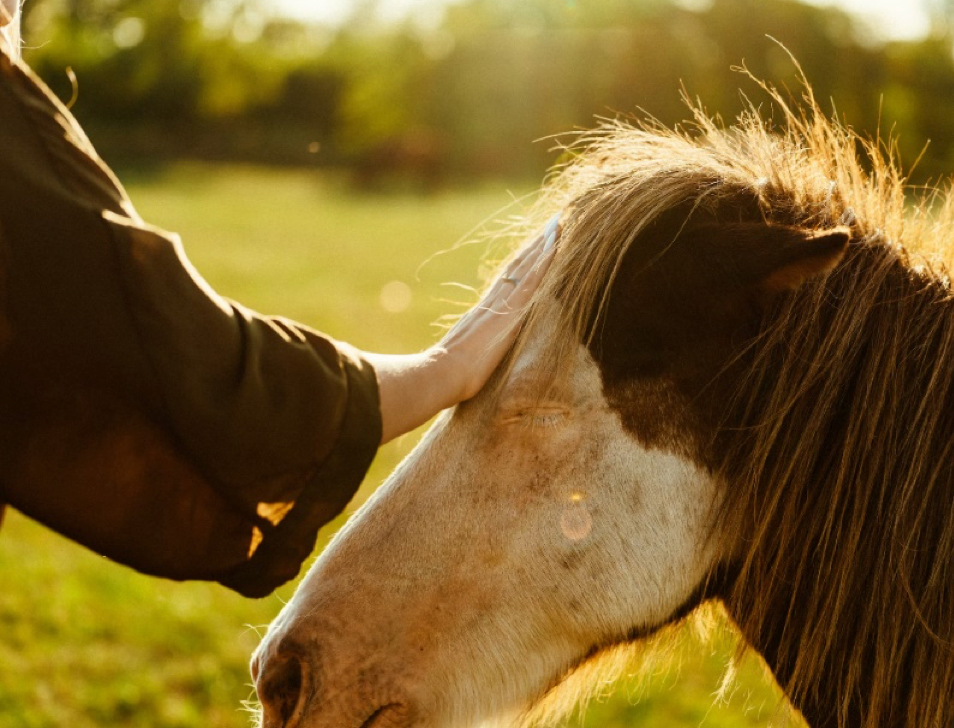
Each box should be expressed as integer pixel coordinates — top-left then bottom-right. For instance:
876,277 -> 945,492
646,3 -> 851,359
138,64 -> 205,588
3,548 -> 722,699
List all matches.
719,223 -> 850,296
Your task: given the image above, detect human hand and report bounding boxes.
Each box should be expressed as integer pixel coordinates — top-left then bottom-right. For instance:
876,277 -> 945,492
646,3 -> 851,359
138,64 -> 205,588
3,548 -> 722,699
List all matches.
434,214 -> 560,400
367,215 -> 560,443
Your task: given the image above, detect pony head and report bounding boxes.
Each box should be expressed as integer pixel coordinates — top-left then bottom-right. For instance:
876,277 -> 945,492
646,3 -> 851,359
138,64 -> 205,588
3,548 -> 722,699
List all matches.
252,77 -> 954,728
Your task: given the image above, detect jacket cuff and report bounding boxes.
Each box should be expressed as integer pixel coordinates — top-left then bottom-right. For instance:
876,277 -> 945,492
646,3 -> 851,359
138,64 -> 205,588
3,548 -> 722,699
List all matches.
219,345 -> 381,597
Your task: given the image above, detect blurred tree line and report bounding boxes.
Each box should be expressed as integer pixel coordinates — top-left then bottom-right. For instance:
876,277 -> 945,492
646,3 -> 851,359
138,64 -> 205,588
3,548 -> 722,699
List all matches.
20,0 -> 954,185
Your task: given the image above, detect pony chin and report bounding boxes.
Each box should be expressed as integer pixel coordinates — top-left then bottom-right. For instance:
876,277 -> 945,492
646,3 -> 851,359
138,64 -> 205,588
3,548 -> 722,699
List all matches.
517,644 -> 641,728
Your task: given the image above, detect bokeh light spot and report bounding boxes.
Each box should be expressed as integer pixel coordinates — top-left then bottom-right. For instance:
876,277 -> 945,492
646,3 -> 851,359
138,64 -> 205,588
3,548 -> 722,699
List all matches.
380,280 -> 413,313
113,17 -> 145,49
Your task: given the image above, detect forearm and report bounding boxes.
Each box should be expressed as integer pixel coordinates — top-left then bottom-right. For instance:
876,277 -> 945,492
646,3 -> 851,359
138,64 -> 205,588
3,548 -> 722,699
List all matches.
365,349 -> 461,444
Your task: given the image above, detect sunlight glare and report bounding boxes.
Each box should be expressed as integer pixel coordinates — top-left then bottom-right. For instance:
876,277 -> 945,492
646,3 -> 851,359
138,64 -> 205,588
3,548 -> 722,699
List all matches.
265,0 -> 933,42
266,0 -> 459,26
802,0 -> 930,40
561,499 -> 593,542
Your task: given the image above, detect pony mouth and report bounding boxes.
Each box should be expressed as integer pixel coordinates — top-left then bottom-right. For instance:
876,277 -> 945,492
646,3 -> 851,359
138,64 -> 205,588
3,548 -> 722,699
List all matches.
359,703 -> 407,728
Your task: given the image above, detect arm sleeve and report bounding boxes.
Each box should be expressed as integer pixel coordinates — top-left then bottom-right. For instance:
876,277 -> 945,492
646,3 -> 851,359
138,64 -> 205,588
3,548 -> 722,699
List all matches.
0,46 -> 382,597
104,213 -> 384,596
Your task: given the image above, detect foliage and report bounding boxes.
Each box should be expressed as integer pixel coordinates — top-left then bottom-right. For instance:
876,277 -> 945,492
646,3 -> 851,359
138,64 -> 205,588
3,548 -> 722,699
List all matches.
17,0 -> 954,183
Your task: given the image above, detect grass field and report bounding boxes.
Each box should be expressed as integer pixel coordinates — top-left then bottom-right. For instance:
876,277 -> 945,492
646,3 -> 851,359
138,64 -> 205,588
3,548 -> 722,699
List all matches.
0,163 -> 802,728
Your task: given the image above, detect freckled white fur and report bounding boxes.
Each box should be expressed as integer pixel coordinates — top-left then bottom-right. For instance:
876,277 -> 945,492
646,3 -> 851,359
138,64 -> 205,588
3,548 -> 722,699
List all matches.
253,301 -> 723,728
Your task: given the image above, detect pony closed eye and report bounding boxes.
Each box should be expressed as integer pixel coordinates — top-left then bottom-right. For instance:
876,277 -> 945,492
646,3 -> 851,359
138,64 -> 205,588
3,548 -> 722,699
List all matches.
498,404 -> 570,429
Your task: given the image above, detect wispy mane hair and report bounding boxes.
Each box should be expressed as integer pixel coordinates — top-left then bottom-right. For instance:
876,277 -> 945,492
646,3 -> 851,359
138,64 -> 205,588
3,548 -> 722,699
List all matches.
515,72 -> 954,727
0,0 -> 21,59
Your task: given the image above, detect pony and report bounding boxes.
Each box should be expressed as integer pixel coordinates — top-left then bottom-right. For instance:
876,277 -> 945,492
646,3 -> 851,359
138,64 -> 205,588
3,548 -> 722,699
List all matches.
250,76 -> 954,728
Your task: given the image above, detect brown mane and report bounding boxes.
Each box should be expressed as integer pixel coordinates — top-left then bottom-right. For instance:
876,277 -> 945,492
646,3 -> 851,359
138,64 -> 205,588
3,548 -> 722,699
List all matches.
512,71 -> 954,727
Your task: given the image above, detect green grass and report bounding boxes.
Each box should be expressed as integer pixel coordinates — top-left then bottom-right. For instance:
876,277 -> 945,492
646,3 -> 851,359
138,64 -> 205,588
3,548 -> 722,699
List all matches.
0,163 -> 800,727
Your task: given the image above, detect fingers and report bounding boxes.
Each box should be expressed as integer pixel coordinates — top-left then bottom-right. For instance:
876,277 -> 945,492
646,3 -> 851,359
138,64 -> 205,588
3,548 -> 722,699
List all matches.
496,239 -> 542,289
487,214 -> 560,311
435,214 -> 562,400
542,214 -> 560,252
502,238 -> 555,309
497,213 -> 560,282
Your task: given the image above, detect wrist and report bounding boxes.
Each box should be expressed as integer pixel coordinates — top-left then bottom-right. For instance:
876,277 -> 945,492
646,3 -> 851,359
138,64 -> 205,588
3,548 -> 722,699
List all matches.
421,345 -> 469,407
365,349 -> 464,444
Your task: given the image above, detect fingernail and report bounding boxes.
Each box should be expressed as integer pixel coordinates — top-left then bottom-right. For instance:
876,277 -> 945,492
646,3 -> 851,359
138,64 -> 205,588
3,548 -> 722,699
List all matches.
543,213 -> 560,252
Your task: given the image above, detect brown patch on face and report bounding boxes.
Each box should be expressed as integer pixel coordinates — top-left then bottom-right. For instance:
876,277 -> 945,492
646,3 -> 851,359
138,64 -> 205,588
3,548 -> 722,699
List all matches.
599,378 -> 705,461
581,204 -> 755,464
582,198 -> 847,471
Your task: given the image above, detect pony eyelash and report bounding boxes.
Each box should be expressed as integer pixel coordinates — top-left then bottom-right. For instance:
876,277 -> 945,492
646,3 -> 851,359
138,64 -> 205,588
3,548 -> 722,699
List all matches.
499,407 -> 569,429
528,412 -> 566,429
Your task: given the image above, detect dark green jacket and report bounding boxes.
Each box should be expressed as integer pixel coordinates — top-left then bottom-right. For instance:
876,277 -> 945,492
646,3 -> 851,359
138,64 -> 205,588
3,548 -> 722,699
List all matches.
0,49 -> 381,597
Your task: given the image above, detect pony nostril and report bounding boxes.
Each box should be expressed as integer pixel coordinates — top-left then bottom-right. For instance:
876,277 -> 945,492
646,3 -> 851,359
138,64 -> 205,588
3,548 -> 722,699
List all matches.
257,652 -> 307,728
